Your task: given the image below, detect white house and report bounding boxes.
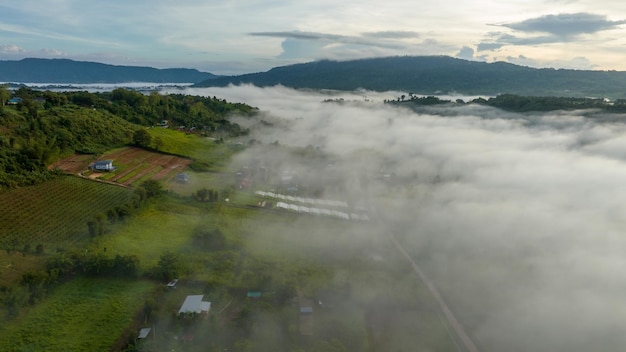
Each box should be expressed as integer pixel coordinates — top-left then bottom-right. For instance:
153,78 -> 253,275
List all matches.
90,160 -> 115,172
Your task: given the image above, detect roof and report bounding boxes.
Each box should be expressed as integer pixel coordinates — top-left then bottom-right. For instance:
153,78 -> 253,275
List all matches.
93,160 -> 113,165
300,306 -> 313,314
178,295 -> 204,315
247,291 -> 262,298
200,301 -> 211,313
138,328 -> 152,339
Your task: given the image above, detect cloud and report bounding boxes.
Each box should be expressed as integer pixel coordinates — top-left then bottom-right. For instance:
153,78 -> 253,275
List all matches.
250,30 -> 407,49
477,13 -> 626,60
477,42 -> 503,52
0,44 -> 27,54
506,54 -> 598,70
499,13 -> 626,37
455,46 -> 475,60
0,44 -> 68,60
361,31 -> 420,39
180,85 -> 626,351
249,30 -> 454,62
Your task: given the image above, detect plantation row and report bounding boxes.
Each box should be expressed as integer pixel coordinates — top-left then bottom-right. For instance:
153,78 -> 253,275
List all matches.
0,176 -> 133,249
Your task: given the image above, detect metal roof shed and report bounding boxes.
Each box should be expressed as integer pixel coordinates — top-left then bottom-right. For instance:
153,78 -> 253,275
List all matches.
178,295 -> 204,315
138,328 -> 152,339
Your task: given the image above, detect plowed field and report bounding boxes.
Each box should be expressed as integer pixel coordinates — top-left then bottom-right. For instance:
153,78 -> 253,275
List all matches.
51,147 -> 193,186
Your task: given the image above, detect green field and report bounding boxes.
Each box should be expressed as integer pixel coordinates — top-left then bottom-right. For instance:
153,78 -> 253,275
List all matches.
0,175 -> 133,250
148,128 -> 242,170
0,277 -> 154,352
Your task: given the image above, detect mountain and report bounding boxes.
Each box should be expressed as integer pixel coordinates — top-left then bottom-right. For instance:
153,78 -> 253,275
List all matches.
194,56 -> 626,99
0,58 -> 218,83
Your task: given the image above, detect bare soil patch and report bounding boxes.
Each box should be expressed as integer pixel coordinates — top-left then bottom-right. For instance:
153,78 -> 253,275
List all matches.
51,147 -> 193,186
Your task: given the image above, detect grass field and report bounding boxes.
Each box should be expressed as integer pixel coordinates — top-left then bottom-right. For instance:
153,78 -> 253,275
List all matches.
148,128 -> 242,170
88,203 -> 203,269
0,277 -> 154,352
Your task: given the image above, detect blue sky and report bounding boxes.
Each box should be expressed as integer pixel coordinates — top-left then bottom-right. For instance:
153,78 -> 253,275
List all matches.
2,0 -> 626,74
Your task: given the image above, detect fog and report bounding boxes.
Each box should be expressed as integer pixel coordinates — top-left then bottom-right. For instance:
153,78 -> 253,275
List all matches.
182,85 -> 626,351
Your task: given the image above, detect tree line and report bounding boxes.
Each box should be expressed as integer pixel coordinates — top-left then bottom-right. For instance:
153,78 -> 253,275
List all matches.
387,92 -> 626,113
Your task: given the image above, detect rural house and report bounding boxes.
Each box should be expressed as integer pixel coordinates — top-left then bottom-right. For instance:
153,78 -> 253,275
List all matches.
89,160 -> 116,172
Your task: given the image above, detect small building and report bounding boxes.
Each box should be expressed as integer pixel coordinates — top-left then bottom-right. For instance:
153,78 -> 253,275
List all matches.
7,97 -> 21,105
176,173 -> 190,183
137,327 -> 152,339
247,291 -> 263,299
178,295 -> 211,318
89,160 -> 115,172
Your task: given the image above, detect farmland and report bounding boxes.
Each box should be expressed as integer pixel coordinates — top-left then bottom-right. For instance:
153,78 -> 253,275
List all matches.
0,175 -> 133,250
51,146 -> 194,187
0,121 -> 461,351
0,277 -> 154,351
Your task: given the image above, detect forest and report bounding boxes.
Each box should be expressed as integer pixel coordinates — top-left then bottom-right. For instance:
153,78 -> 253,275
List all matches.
195,55 -> 626,99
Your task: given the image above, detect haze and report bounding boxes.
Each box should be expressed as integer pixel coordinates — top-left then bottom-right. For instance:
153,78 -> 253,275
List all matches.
174,85 -> 626,351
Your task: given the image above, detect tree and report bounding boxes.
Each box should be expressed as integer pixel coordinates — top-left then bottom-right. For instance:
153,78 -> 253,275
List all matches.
153,136 -> 164,151
195,188 -> 209,202
132,128 -> 152,148
0,84 -> 10,107
155,251 -> 181,281
139,179 -> 162,198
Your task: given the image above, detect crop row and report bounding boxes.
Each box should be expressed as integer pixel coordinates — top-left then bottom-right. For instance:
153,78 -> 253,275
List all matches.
0,176 -> 133,248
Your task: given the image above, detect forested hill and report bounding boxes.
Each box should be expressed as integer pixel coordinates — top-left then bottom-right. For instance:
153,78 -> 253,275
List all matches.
194,56 -> 626,99
0,58 -> 218,83
0,87 -> 256,189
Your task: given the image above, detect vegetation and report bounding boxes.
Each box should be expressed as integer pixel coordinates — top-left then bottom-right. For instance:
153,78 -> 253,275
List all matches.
0,175 -> 133,250
0,57 -> 217,83
387,92 -> 626,113
195,55 -> 626,99
0,86 -> 256,189
0,87 -> 474,352
0,278 -> 154,351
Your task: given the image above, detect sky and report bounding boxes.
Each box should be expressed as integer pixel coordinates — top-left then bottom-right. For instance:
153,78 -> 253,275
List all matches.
2,1 -> 626,75
179,84 -> 626,350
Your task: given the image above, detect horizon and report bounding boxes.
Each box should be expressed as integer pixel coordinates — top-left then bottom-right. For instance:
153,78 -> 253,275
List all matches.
2,1 -> 626,75
3,55 -> 626,77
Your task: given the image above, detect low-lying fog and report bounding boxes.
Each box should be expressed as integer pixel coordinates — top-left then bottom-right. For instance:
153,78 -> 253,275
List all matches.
181,85 -> 626,351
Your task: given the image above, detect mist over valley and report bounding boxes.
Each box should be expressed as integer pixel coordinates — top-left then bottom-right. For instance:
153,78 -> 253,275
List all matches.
181,85 -> 626,351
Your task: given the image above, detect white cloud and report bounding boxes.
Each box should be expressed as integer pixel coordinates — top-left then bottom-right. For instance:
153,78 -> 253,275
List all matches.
4,1 -> 626,72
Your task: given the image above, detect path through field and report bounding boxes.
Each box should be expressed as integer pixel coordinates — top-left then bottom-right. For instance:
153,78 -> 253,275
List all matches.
388,232 -> 479,352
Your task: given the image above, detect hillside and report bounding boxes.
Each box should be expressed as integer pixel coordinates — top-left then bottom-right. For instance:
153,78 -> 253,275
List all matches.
0,58 -> 218,83
194,55 -> 626,99
0,87 -> 256,189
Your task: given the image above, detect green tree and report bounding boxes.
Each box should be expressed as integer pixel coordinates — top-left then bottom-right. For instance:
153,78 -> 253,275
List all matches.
0,84 -> 10,107
139,179 -> 162,198
155,251 -> 181,281
132,128 -> 152,148
153,136 -> 164,151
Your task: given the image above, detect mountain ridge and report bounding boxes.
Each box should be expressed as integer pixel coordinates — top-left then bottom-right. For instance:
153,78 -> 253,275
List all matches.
194,56 -> 626,99
0,58 -> 218,84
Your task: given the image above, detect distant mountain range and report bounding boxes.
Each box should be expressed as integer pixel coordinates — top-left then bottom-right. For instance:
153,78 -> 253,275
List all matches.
5,56 -> 626,99
194,56 -> 626,99
0,58 -> 218,84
